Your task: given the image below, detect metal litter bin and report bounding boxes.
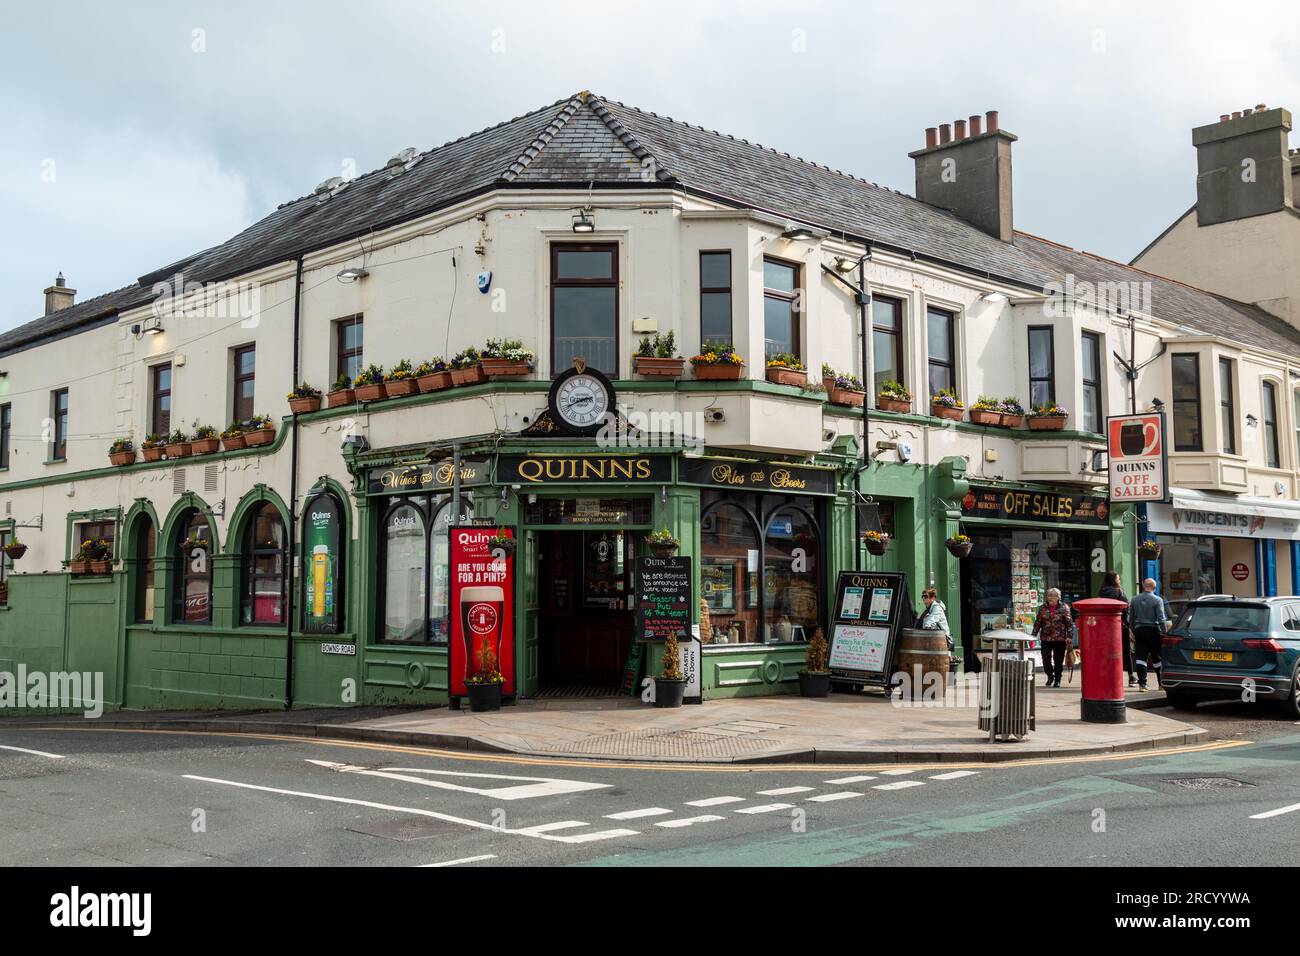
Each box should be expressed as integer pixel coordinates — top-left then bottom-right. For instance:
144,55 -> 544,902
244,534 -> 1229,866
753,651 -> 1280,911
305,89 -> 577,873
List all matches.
977,629 -> 1037,742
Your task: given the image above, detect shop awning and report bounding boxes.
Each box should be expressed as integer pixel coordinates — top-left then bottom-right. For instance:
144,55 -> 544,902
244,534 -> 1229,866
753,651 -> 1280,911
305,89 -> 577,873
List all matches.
1169,488 -> 1300,522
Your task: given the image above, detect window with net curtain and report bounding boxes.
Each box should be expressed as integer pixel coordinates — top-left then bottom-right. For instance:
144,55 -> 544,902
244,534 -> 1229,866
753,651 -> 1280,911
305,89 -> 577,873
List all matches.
242,503 -> 286,626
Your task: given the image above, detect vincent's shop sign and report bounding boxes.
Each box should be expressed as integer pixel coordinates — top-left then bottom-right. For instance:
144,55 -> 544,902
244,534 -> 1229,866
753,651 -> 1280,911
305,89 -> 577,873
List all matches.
367,458 -> 490,495
1147,502 -> 1300,540
678,458 -> 837,495
497,454 -> 671,485
962,485 -> 1110,526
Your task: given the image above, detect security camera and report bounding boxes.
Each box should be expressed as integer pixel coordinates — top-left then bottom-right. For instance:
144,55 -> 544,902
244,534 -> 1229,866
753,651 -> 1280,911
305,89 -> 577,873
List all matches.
704,409 -> 725,423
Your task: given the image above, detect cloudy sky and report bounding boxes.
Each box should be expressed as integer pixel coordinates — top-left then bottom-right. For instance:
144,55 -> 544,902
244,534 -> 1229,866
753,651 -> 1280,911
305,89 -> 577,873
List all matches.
1,0 -> 1296,331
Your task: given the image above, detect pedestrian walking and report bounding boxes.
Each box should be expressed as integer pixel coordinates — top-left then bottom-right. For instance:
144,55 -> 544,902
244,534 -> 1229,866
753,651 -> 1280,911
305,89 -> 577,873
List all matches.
1130,577 -> 1168,690
1098,570 -> 1136,687
1032,587 -> 1074,688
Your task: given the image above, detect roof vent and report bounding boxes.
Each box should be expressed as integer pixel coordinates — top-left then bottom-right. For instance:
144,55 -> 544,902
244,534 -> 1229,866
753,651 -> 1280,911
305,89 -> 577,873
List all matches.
313,176 -> 348,203
386,147 -> 422,176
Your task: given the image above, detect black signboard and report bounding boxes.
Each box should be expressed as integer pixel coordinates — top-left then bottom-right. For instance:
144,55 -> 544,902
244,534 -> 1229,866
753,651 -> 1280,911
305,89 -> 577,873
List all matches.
827,570 -> 910,689
498,453 -> 672,485
635,556 -> 692,643
961,485 -> 1110,526
367,458 -> 491,495
678,457 -> 837,496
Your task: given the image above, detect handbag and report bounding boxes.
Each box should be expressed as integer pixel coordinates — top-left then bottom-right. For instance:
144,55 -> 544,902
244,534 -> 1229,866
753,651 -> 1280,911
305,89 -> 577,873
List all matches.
1064,646 -> 1078,667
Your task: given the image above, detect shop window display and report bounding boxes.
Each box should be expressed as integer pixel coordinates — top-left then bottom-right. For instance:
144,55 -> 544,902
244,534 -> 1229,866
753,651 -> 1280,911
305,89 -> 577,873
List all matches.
380,495 -> 473,644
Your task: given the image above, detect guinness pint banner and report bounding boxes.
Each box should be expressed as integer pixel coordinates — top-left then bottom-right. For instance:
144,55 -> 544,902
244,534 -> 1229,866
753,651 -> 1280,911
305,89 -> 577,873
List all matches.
678,458 -> 837,495
367,457 -> 490,495
962,485 -> 1111,526
496,453 -> 671,485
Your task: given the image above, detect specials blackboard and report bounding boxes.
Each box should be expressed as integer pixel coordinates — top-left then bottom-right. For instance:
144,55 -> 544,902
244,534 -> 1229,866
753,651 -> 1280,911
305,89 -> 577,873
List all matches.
635,556 -> 692,643
828,570 -> 909,689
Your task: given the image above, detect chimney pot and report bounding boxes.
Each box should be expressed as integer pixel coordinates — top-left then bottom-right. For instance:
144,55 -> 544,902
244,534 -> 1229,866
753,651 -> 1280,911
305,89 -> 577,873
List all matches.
1256,103 -> 1267,112
925,127 -> 938,148
43,272 -> 76,315
954,119 -> 967,139
939,123 -> 951,144
1220,114 -> 1231,122
968,114 -> 982,136
985,110 -> 999,132
1232,111 -> 1242,119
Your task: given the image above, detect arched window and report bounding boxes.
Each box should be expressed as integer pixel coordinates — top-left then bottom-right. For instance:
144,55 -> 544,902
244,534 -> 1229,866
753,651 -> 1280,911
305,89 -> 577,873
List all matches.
429,500 -> 472,643
173,510 -> 213,624
132,514 -> 156,623
700,501 -> 762,645
241,503 -> 286,626
382,502 -> 427,642
763,506 -> 821,643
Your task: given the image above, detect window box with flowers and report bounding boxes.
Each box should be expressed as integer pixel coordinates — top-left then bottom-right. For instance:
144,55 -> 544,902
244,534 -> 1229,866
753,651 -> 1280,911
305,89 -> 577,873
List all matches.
825,369 -> 866,407
999,397 -> 1026,428
765,353 -> 807,387
221,422 -> 246,451
1028,402 -> 1069,431
243,414 -> 275,447
480,339 -> 534,378
416,358 -> 452,393
385,359 -> 418,397
141,434 -> 165,462
353,364 -> 387,402
946,533 -> 973,558
288,382 -> 322,414
465,643 -> 505,712
861,529 -> 891,556
634,331 -> 685,378
82,537 -> 112,575
930,388 -> 965,422
969,396 -> 1001,427
164,429 -> 191,459
108,438 -> 136,467
691,341 -> 744,380
327,373 -> 355,408
190,424 -> 220,455
450,347 -> 485,386
876,381 -> 911,414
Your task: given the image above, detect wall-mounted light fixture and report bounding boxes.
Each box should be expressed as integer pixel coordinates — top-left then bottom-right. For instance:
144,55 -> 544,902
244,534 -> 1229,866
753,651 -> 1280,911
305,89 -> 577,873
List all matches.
1246,413 -> 1259,427
980,291 -> 1008,303
1150,397 -> 1165,411
781,222 -> 815,241
337,266 -> 369,282
571,210 -> 595,233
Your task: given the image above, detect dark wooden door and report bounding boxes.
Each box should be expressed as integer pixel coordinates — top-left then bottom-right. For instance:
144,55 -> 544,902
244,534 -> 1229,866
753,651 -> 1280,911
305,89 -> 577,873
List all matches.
538,530 -> 636,687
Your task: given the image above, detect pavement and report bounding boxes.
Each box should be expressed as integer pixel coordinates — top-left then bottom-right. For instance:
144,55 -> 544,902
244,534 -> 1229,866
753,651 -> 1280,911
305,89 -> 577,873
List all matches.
5,678 -> 1203,765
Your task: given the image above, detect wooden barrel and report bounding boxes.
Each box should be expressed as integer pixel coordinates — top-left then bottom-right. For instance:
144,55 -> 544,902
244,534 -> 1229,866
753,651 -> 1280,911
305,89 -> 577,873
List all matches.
895,628 -> 951,700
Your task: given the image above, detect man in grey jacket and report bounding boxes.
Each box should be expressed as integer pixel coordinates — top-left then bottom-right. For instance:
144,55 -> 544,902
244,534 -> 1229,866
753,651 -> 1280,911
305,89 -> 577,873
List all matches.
1130,578 -> 1167,690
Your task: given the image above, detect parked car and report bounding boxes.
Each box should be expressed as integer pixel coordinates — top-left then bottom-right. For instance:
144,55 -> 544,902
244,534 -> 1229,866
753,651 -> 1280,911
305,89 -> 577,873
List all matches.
1161,596 -> 1300,718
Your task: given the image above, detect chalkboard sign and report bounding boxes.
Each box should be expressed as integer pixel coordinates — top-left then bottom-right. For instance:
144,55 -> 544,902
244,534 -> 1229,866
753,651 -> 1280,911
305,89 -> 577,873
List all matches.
635,556 -> 692,643
828,571 -> 909,689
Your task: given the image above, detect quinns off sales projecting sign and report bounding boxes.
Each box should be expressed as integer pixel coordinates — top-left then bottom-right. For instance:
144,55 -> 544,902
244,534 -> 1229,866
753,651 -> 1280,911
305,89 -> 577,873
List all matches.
1106,413 -> 1168,503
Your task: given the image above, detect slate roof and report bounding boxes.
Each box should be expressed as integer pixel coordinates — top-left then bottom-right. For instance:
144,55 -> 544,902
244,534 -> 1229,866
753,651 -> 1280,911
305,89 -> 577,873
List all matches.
5,91 -> 1298,357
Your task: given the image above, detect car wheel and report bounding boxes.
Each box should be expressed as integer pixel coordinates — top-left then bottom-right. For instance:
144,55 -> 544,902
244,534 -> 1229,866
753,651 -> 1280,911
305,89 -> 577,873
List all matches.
1273,670 -> 1300,720
1165,692 -> 1200,711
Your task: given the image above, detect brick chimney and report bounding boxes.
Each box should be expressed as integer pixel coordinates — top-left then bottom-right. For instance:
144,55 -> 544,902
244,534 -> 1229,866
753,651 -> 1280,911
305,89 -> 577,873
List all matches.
43,272 -> 75,315
908,110 -> 1016,242
1193,105 -> 1293,226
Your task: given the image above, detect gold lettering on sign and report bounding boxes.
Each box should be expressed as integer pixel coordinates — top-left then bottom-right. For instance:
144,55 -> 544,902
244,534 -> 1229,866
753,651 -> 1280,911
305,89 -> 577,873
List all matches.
769,468 -> 807,490
710,464 -> 747,486
511,456 -> 654,483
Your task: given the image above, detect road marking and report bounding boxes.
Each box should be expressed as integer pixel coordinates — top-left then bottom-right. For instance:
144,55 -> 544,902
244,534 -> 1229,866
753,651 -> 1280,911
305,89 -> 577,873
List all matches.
305,759 -> 607,800
513,821 -> 589,835
656,815 -> 724,828
806,791 -> 864,803
419,855 -> 496,867
734,803 -> 794,814
877,769 -> 916,776
873,780 -> 926,791
605,807 -> 673,820
1250,802 -> 1300,820
0,744 -> 65,759
686,796 -> 746,807
757,786 -> 815,796
929,770 -> 980,781
825,775 -> 876,784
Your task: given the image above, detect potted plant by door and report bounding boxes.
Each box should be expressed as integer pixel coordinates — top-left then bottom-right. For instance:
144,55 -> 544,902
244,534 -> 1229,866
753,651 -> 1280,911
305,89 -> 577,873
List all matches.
327,373 -> 356,408
480,338 -> 535,378
163,429 -> 191,459
464,643 -> 504,713
827,371 -> 866,407
765,353 -> 807,387
287,382 -> 322,414
1028,401 -> 1069,431
930,388 -> 965,422
798,627 -> 832,697
653,630 -> 687,708
998,397 -> 1026,428
415,358 -> 452,393
690,341 -> 744,381
107,438 -> 136,466
353,364 -> 387,402
946,533 -> 973,558
968,395 -> 1001,426
450,347 -> 485,386
876,380 -> 912,413
4,537 -> 28,561
190,424 -> 220,455
634,332 -> 686,378
141,434 -> 165,462
647,527 -> 680,559
221,422 -> 246,451
243,414 -> 276,447
385,359 -> 419,397
861,529 -> 890,556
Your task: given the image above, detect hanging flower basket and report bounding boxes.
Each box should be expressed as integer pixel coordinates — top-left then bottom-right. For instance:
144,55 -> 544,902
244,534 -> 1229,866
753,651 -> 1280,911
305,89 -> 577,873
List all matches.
4,542 -> 28,560
862,532 -> 890,556
1138,541 -> 1163,559
946,535 -> 973,558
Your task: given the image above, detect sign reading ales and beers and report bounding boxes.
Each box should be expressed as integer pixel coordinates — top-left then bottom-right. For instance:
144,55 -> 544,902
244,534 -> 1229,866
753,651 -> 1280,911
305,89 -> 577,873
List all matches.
449,526 -> 515,699
677,457 -> 836,495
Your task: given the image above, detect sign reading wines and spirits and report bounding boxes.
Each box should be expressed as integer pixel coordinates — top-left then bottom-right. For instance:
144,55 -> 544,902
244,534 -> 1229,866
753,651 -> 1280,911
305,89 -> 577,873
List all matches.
635,556 -> 692,643
828,570 -> 909,687
449,527 -> 515,699
961,485 -> 1110,526
677,457 -> 837,496
301,493 -> 343,634
367,458 -> 491,495
1106,412 -> 1168,503
497,454 -> 672,485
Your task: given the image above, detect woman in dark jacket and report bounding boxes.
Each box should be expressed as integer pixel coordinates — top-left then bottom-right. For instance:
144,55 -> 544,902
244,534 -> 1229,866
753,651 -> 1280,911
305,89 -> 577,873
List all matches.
1098,570 -> 1135,687
1032,588 -> 1074,687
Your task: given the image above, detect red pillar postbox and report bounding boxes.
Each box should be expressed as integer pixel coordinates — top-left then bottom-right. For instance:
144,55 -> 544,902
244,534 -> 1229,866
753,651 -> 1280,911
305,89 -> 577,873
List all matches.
1073,597 -> 1128,724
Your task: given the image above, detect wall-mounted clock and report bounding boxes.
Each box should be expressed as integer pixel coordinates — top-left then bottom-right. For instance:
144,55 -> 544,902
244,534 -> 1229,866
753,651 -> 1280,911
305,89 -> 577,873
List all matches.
547,361 -> 615,436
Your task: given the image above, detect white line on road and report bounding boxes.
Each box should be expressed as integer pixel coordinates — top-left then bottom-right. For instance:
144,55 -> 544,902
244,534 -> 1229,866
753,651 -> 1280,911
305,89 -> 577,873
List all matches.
0,744 -> 65,759
513,821 -> 589,835
825,775 -> 876,784
1250,802 -> 1300,820
877,769 -> 916,776
873,780 -> 926,791
656,815 -> 724,828
805,791 -> 864,803
605,807 -> 673,820
929,771 -> 980,781
686,796 -> 746,807
418,855 -> 497,867
305,759 -> 608,800
757,786 -> 815,796
734,803 -> 794,814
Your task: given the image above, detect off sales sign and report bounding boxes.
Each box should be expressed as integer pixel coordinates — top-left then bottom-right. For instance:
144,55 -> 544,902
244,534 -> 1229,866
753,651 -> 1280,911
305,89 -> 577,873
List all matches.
1107,412 -> 1168,503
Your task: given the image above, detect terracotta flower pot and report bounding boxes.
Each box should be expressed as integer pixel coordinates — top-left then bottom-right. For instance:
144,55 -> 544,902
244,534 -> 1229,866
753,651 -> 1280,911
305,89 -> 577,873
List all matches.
822,376 -> 837,392
327,388 -> 355,408
164,442 -> 191,459
877,396 -> 911,414
109,451 -> 136,466
829,387 -> 865,407
1000,413 -> 1024,428
190,437 -> 220,455
222,434 -> 246,451
1028,414 -> 1068,431
243,427 -> 275,447
481,359 -> 532,378
355,382 -> 387,402
141,446 -> 164,462
417,371 -> 452,393
90,558 -> 111,575
693,363 -> 743,381
635,357 -> 686,379
451,365 -> 486,386
289,395 -> 322,414
765,366 -> 807,387
385,378 -> 418,397
69,558 -> 89,576
969,408 -> 1001,426
931,404 -> 964,422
